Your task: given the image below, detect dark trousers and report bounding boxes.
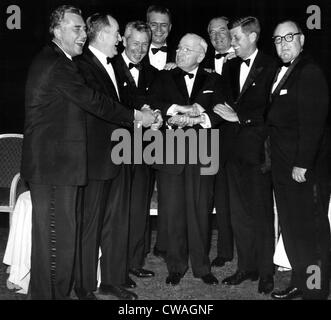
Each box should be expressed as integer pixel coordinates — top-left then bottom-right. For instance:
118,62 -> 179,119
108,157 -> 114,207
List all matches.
29,183 -> 80,300
154,173 -> 167,253
157,166 -> 214,277
75,166 -> 131,290
273,161 -> 330,299
213,165 -> 234,260
128,164 -> 154,269
227,161 -> 274,277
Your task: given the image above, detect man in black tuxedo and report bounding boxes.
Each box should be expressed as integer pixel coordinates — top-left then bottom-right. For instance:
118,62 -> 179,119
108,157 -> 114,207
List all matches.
112,21 -> 159,288
269,20 -> 330,300
204,16 -> 235,269
145,5 -> 176,72
204,16 -> 235,75
214,17 -> 277,294
21,6 -> 154,300
148,33 -> 226,286
145,5 -> 176,259
74,14 -> 156,301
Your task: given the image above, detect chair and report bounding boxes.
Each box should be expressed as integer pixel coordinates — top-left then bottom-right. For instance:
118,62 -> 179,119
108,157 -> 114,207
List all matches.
0,134 -> 24,227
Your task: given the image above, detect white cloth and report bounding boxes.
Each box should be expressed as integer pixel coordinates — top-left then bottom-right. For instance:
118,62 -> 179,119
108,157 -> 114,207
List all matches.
3,191 -> 32,294
214,47 -> 235,75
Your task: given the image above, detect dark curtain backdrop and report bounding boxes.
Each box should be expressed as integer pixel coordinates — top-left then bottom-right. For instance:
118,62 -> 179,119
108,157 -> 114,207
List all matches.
1,0 -> 330,133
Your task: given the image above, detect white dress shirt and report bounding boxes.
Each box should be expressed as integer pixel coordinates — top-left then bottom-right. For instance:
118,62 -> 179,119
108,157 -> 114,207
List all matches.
239,48 -> 258,92
122,52 -> 139,86
148,44 -> 167,70
271,63 -> 292,93
89,45 -> 120,99
214,47 -> 235,75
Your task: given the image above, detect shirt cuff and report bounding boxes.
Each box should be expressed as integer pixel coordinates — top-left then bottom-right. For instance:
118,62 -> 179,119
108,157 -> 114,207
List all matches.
200,113 -> 211,128
167,104 -> 178,116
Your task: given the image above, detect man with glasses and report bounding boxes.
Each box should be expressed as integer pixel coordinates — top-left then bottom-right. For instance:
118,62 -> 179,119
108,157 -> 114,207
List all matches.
214,16 -> 277,295
148,33 -> 227,286
268,20 -> 330,300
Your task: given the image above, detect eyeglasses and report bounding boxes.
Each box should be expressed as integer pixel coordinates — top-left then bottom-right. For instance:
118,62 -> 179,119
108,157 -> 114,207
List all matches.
273,32 -> 301,44
176,47 -> 202,54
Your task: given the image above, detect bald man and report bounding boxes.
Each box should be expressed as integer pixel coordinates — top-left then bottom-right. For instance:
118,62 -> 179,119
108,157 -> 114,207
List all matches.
148,33 -> 228,286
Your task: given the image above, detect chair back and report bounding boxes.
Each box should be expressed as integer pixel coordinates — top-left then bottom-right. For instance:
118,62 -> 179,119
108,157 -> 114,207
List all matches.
0,134 -> 23,188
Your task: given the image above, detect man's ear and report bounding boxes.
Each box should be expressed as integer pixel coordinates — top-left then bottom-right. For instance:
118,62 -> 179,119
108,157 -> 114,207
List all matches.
53,27 -> 61,40
300,33 -> 305,47
169,23 -> 172,33
197,52 -> 205,64
249,32 -> 257,43
122,36 -> 127,48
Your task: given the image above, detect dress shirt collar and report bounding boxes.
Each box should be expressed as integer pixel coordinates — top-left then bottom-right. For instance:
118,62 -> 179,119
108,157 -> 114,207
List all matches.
88,45 -> 110,66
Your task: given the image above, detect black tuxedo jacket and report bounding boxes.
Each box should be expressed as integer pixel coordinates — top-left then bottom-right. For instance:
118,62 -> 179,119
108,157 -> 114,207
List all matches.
74,48 -> 134,180
267,52 -> 329,172
148,66 -> 227,174
21,43 -> 134,185
112,54 -> 158,110
220,51 -> 278,166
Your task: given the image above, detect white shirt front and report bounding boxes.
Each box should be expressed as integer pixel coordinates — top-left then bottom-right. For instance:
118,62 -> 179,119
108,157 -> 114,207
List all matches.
214,47 -> 235,75
184,67 -> 198,97
148,44 -> 167,70
89,45 -> 120,100
271,61 -> 293,93
122,52 -> 140,87
239,48 -> 258,92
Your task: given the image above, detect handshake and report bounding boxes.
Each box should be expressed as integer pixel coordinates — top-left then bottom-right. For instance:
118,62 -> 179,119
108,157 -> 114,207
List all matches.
167,103 -> 206,128
134,105 -> 163,130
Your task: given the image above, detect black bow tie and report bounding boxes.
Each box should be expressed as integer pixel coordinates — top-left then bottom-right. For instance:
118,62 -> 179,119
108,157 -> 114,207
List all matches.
241,58 -> 251,67
129,62 -> 142,71
182,71 -> 194,79
151,46 -> 167,55
106,57 -> 112,64
281,61 -> 291,68
215,52 -> 227,59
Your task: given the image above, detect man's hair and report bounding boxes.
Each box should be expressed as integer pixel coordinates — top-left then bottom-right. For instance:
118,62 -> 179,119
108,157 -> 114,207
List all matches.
207,16 -> 229,33
49,5 -> 82,36
183,33 -> 208,54
274,19 -> 303,34
124,21 -> 151,40
229,16 -> 261,41
86,13 -> 113,43
146,5 -> 171,23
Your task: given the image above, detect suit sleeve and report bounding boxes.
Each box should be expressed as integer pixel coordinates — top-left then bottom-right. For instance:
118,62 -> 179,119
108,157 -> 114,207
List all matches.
295,63 -> 329,168
52,59 -> 134,126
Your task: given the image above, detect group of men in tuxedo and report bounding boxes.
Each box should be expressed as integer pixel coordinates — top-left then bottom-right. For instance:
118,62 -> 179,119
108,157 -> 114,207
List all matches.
21,2 -> 330,300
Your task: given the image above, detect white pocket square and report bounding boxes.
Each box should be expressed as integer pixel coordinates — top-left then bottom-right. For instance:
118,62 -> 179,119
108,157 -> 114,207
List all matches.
123,82 -> 128,87
203,90 -> 214,94
252,82 -> 256,86
280,89 -> 287,95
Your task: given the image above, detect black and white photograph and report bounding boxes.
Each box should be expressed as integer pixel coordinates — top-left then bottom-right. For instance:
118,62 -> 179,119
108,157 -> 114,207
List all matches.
0,0 -> 330,305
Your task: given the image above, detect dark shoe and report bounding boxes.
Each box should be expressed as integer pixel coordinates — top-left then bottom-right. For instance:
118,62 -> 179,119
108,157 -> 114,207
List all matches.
99,284 -> 138,300
153,247 -> 166,259
222,270 -> 259,285
271,286 -> 302,300
258,276 -> 274,294
211,256 -> 231,267
122,276 -> 136,289
201,273 -> 219,285
166,272 -> 182,286
129,268 -> 155,278
74,288 -> 97,300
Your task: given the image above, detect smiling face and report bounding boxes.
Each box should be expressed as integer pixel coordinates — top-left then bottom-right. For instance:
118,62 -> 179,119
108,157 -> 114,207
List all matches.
147,12 -> 172,47
54,12 -> 87,57
273,21 -> 304,63
123,29 -> 150,63
100,17 -> 122,58
208,18 -> 231,53
230,25 -> 257,59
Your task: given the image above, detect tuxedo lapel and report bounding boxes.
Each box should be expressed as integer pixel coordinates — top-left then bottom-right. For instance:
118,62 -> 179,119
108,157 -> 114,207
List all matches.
190,67 -> 207,101
173,68 -> 189,102
86,49 -> 119,100
236,52 -> 264,102
271,55 -> 302,99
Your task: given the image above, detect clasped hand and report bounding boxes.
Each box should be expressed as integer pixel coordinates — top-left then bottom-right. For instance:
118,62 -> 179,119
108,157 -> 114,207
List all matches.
213,102 -> 239,122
